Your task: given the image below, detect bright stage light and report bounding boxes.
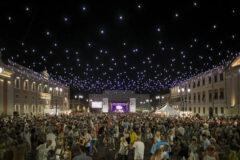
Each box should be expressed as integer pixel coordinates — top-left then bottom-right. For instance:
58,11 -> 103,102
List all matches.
116,105 -> 122,110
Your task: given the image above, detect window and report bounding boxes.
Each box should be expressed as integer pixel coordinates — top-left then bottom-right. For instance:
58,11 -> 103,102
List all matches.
214,89 -> 218,99
24,80 -> 29,90
220,73 -> 224,81
220,88 -> 224,99
16,94 -> 19,98
202,78 -> 205,86
15,77 -> 20,89
38,84 -> 42,92
221,107 -> 224,114
183,97 -> 186,103
197,80 -> 200,87
25,96 -> 27,99
209,91 -> 212,102
188,96 -> 191,103
14,104 -> 21,113
202,91 -> 206,102
189,107 -> 192,111
188,83 -> 191,88
208,77 -> 211,84
215,107 -> 218,114
194,107 -> 196,113
198,93 -> 201,102
214,75 -> 218,83
193,82 -> 196,88
193,93 -> 196,103
39,106 -> 41,112
203,107 -> 205,114
44,85 -> 48,93
24,105 -> 28,114
32,82 -> 36,92
198,107 -> 200,113
32,105 -> 35,113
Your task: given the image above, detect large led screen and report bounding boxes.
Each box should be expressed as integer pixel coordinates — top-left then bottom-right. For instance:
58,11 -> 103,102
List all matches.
91,101 -> 103,108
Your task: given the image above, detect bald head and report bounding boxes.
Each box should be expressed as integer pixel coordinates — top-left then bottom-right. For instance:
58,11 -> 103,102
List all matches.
136,135 -> 141,141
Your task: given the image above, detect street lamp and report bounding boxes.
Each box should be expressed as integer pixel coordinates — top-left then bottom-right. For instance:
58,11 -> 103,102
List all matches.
75,95 -> 83,112
55,87 -> 59,116
156,96 -> 164,108
178,87 -> 190,115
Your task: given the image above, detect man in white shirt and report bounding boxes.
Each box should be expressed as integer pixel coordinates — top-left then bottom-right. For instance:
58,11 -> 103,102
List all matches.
84,129 -> 92,153
202,134 -> 211,151
46,130 -> 56,150
130,135 -> 145,160
178,126 -> 185,136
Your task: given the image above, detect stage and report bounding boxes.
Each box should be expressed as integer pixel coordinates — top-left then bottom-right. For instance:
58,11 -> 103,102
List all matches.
110,103 -> 129,113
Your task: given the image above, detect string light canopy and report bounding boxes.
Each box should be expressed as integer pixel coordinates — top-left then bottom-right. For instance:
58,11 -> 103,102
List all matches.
0,0 -> 240,93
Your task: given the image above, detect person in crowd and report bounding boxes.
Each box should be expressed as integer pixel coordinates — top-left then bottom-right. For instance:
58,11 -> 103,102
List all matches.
129,135 -> 145,160
72,147 -> 92,160
202,145 -> 219,160
130,129 -> 137,144
150,131 -> 161,154
202,134 -> 211,151
118,136 -> 128,160
46,129 -> 57,150
123,129 -> 130,144
83,129 -> 92,154
188,136 -> 199,160
150,148 -> 165,160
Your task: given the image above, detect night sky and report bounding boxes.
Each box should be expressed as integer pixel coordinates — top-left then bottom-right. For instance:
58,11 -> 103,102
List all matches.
0,0 -> 240,94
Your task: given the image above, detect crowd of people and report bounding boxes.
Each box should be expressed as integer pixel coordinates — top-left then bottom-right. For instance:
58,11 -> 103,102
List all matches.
0,113 -> 240,160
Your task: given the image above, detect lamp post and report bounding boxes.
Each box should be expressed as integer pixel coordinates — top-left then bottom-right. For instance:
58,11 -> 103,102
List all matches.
75,95 -> 83,112
55,87 -> 60,116
156,96 -> 164,109
49,87 -> 53,110
178,87 -> 191,116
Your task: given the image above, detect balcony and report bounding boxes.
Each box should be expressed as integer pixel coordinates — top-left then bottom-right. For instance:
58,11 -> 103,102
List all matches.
40,93 -> 51,100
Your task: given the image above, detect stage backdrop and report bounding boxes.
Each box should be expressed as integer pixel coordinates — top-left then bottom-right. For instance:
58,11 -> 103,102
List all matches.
102,98 -> 108,113
130,98 -> 136,112
111,103 -> 129,112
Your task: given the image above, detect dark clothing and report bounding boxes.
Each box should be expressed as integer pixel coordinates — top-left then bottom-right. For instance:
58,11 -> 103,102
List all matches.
72,154 -> 93,160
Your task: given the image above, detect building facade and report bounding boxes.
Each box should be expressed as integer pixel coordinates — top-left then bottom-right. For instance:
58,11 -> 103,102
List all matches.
170,56 -> 240,117
0,52 -> 70,116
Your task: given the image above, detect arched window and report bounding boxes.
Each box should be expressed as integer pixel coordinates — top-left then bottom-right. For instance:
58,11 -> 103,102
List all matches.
24,105 -> 28,114
15,77 -> 20,89
38,106 -> 42,113
32,82 -> 36,92
14,104 -> 21,114
24,80 -> 29,90
44,85 -> 48,93
32,105 -> 36,113
38,84 -> 42,92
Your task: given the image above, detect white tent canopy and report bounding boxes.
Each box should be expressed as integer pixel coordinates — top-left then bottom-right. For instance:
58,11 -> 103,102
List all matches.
155,103 -> 179,116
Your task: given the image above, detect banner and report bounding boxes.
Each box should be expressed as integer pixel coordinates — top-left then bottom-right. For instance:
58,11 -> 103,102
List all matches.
130,98 -> 136,112
102,98 -> 108,113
